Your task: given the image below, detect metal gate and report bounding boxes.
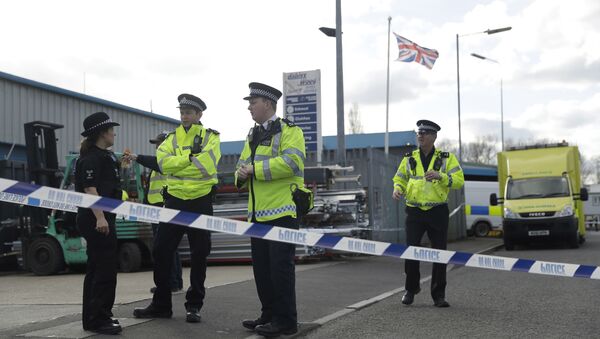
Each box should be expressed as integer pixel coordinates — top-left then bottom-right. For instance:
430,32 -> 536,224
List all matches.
366,148 -> 406,243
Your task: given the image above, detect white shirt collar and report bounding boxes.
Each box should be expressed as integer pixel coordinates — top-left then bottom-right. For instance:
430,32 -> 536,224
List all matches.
261,114 -> 278,129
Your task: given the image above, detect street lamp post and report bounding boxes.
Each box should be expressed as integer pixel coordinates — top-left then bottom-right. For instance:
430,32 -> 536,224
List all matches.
385,16 -> 391,157
456,26 -> 511,161
319,0 -> 346,166
471,53 -> 504,151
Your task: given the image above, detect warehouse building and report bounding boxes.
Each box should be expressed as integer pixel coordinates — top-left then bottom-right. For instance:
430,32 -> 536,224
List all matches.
0,70 -> 180,165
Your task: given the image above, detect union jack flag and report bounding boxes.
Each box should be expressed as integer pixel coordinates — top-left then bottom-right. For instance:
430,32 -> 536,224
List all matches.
394,33 -> 439,70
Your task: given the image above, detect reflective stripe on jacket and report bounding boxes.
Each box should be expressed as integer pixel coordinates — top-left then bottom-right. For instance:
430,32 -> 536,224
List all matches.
392,148 -> 464,211
157,124 -> 220,200
235,118 -> 305,222
147,170 -> 166,205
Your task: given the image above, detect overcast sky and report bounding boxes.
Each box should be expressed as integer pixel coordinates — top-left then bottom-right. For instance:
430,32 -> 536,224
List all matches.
1,0 -> 599,155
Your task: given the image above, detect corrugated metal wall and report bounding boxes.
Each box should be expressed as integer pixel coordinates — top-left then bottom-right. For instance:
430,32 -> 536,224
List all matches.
0,78 -> 179,166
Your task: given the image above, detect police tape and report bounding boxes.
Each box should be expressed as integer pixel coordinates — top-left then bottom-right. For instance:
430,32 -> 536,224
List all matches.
1,177 -> 599,280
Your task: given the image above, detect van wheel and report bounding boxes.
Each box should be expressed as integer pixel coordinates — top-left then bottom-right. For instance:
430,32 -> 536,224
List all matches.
503,235 -> 514,251
474,222 -> 491,237
569,231 -> 579,249
28,237 -> 65,275
119,242 -> 142,272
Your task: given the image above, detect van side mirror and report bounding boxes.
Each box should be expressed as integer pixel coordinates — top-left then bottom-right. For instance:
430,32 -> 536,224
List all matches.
580,188 -> 589,202
490,193 -> 499,206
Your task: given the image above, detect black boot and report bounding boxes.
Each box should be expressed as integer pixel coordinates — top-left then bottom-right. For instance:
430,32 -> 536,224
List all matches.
255,323 -> 298,337
402,288 -> 421,305
88,321 -> 122,335
433,298 -> 450,307
133,304 -> 173,319
242,316 -> 271,330
186,309 -> 202,323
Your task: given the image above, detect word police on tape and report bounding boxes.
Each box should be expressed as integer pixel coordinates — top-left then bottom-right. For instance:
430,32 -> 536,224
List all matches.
1,178 -> 599,280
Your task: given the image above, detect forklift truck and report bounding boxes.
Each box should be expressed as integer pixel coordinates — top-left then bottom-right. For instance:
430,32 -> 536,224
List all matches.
16,121 -> 154,275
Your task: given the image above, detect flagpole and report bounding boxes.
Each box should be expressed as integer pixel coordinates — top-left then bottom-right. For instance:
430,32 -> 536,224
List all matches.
385,16 -> 391,156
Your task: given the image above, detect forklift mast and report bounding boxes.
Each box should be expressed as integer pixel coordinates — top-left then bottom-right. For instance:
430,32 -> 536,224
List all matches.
23,121 -> 64,228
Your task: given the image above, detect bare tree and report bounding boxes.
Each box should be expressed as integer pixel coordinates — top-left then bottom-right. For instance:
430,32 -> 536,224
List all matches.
581,154 -> 600,184
463,135 -> 499,165
581,154 -> 593,184
347,102 -> 363,134
435,138 -> 458,154
593,156 -> 600,184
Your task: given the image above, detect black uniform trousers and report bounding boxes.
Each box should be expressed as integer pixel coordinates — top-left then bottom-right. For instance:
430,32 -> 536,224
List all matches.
251,216 -> 298,328
405,204 -> 449,300
150,202 -> 183,291
151,222 -> 183,290
77,211 -> 118,329
151,193 -> 212,312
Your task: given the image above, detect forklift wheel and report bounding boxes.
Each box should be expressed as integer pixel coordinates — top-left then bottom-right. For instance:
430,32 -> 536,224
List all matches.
28,237 -> 65,275
119,242 -> 142,273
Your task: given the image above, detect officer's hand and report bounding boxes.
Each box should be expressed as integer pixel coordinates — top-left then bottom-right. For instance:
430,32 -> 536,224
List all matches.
392,190 -> 403,201
96,217 -> 109,235
425,170 -> 441,181
244,165 -> 254,175
237,167 -> 248,180
123,153 -> 137,163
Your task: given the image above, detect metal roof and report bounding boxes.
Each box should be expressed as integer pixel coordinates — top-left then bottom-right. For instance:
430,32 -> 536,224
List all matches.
220,131 -> 417,155
0,70 -> 179,125
462,163 -> 498,177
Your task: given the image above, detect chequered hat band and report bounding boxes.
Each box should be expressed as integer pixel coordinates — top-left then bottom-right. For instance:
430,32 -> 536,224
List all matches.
418,124 -> 437,131
179,97 -> 205,111
249,88 -> 279,102
84,119 -> 115,133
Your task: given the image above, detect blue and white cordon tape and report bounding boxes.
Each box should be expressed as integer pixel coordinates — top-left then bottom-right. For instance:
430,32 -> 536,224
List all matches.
1,178 -> 599,280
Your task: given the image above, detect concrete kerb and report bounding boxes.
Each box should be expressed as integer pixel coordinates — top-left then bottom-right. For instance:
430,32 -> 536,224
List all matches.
267,240 -> 505,339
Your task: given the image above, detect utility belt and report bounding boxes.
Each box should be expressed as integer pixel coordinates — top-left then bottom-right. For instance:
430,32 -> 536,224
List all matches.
406,203 -> 448,215
163,188 -> 216,204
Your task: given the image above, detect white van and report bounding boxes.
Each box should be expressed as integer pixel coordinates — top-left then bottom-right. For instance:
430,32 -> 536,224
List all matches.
465,180 -> 502,237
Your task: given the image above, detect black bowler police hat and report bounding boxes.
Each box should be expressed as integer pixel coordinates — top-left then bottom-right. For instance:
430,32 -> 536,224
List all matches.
416,119 -> 441,132
243,82 -> 282,102
149,131 -> 169,144
177,93 -> 207,111
81,112 -> 120,137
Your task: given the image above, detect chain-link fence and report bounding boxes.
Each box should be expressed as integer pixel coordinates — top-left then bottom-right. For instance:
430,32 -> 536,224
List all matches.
220,146 -> 466,244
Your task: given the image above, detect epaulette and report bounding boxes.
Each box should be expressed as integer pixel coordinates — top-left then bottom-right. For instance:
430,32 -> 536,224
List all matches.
440,152 -> 450,158
282,118 -> 296,127
207,128 -> 220,135
164,130 -> 176,139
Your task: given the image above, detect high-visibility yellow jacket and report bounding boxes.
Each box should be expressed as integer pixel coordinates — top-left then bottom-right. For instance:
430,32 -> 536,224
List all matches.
134,154 -> 166,205
235,118 -> 305,222
393,148 -> 464,210
157,123 -> 220,200
147,170 -> 166,205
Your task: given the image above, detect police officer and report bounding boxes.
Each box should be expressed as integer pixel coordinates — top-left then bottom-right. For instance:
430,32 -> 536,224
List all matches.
237,82 -> 305,337
75,112 -> 122,335
123,132 -> 184,293
392,120 -> 464,307
133,94 -> 220,323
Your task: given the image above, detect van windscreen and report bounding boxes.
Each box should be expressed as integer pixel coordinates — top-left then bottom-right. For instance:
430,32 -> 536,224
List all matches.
506,177 -> 570,200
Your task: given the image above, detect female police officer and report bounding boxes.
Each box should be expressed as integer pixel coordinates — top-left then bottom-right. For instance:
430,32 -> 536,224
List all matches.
76,112 -> 122,335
